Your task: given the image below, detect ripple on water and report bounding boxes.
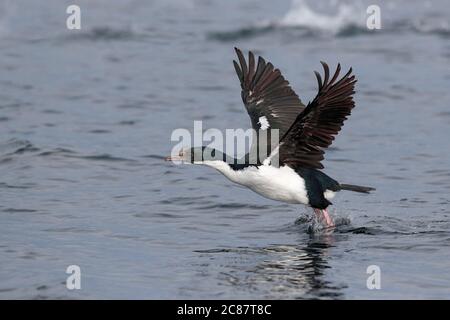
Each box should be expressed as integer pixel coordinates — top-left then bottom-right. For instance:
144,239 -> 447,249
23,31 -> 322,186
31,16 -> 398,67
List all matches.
0,182 -> 35,189
117,120 -> 137,126
2,208 -> 38,214
0,139 -> 39,156
38,148 -> 76,157
196,203 -> 271,210
62,26 -> 148,42
159,196 -> 216,206
88,129 -> 111,134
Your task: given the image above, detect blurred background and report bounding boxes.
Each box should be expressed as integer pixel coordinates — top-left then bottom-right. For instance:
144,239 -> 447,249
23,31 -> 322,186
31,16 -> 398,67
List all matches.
0,0 -> 449,299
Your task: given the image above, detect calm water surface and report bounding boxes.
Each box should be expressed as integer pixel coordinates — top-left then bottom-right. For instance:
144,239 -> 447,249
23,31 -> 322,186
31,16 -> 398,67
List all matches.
0,0 -> 449,299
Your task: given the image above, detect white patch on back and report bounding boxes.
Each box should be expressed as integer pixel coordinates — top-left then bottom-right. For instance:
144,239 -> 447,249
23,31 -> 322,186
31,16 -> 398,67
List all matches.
202,161 -> 309,205
258,116 -> 270,130
263,143 -> 282,166
324,190 -> 336,200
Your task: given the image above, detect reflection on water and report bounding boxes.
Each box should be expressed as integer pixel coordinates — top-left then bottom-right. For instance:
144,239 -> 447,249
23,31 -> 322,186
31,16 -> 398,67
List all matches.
195,231 -> 345,299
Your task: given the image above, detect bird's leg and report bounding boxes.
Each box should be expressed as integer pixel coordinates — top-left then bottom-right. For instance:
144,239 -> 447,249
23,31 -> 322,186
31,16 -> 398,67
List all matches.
322,209 -> 334,227
313,208 -> 324,223
313,208 -> 334,228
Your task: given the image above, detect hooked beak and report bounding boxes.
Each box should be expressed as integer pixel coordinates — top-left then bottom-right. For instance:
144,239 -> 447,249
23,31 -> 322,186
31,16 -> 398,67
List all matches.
165,155 -> 182,162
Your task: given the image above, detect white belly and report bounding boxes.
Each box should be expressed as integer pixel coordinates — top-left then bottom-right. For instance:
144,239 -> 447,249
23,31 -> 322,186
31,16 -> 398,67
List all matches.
205,162 -> 310,205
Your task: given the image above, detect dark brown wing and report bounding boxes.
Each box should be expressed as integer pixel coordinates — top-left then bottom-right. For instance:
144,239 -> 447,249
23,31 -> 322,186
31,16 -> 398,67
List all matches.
233,47 -> 305,138
278,62 -> 357,169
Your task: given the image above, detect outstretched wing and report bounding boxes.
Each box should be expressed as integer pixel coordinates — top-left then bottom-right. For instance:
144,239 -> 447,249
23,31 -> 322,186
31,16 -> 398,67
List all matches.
233,48 -> 305,136
233,47 -> 305,163
278,62 -> 357,169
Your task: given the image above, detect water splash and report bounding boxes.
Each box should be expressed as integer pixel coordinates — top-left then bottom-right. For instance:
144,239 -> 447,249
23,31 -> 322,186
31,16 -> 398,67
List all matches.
209,0 -> 450,41
278,0 -> 365,34
209,0 -> 367,41
411,17 -> 450,37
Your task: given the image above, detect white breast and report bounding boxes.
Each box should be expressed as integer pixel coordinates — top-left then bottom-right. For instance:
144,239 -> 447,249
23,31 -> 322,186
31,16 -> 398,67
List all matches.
202,161 -> 309,205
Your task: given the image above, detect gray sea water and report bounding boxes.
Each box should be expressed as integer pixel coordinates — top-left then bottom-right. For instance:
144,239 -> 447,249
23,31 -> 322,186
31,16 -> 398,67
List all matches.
1,0 -> 450,299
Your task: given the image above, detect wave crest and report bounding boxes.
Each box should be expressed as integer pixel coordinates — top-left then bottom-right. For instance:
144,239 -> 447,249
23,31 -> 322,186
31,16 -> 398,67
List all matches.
278,0 -> 364,34
209,0 -> 450,41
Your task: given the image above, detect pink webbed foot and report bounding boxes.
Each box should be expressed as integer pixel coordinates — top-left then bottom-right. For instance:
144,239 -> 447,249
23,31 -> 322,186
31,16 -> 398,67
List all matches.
322,208 -> 335,227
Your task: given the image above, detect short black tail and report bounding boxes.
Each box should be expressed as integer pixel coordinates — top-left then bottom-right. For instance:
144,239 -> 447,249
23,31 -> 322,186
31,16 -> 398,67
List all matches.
340,184 -> 375,194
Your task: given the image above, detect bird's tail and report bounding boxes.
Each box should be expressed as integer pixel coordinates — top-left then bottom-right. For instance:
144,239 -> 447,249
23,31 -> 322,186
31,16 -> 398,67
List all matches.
340,184 -> 375,194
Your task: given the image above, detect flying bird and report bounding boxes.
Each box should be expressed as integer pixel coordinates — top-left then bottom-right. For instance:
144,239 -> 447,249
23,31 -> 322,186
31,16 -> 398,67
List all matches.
166,48 -> 374,227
